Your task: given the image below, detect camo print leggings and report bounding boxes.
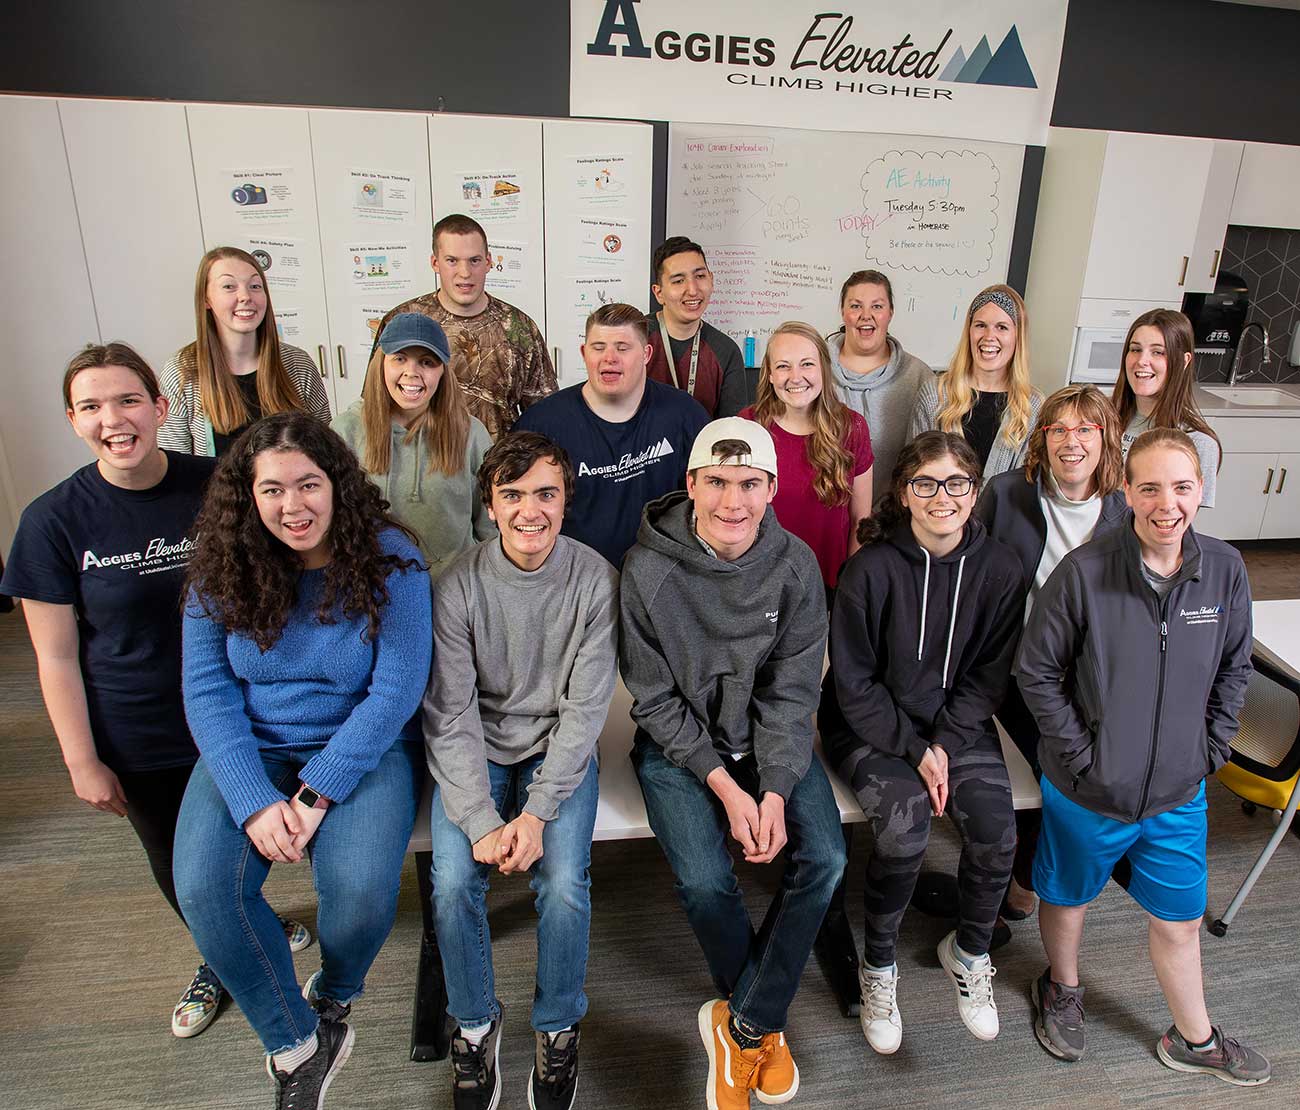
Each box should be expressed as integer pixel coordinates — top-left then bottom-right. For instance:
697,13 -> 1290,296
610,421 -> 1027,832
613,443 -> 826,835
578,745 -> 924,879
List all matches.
842,732 -> 1015,965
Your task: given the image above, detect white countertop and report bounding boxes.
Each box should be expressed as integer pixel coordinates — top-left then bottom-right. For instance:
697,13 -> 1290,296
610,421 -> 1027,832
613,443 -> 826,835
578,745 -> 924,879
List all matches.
1194,381 -> 1300,418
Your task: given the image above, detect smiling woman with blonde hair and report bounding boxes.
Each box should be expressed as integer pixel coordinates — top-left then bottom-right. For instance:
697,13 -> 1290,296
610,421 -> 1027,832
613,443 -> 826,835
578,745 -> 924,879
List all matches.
909,284 -> 1043,479
160,246 -> 331,456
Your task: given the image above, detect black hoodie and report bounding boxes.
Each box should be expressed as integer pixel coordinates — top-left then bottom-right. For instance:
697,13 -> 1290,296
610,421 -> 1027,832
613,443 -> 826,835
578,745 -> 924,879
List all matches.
619,490 -> 827,800
822,518 -> 1025,773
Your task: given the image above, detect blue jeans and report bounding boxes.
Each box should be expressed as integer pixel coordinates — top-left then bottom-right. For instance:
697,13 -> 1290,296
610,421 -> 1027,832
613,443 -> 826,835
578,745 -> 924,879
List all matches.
429,754 -> 598,1032
631,737 -> 846,1033
174,742 -> 420,1054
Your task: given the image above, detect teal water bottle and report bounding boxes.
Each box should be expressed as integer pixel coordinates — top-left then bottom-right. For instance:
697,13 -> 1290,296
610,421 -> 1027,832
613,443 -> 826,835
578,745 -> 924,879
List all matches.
744,330 -> 756,368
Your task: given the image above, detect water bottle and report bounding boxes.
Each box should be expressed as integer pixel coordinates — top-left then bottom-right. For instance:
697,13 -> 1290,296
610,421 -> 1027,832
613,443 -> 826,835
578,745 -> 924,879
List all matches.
744,330 -> 756,368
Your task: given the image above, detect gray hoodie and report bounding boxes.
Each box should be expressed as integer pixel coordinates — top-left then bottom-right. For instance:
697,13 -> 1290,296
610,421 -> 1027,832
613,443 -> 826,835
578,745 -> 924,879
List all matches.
827,332 -> 932,501
619,490 -> 827,800
332,401 -> 496,579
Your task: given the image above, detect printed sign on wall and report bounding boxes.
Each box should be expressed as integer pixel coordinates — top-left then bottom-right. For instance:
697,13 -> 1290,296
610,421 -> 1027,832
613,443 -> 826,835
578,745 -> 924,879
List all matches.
572,0 -> 1068,146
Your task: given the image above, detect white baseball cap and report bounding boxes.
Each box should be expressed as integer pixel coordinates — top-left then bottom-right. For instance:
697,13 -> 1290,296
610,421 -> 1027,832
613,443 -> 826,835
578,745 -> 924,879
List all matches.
687,417 -> 778,478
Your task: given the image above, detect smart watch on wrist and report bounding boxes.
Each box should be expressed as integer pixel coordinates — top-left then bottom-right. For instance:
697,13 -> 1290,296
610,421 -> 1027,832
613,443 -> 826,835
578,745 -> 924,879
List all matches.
295,784 -> 330,811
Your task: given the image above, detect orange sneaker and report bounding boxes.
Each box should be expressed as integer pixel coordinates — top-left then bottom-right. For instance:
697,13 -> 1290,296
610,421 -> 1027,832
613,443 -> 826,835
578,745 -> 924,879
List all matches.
754,1030 -> 799,1104
698,998 -> 768,1110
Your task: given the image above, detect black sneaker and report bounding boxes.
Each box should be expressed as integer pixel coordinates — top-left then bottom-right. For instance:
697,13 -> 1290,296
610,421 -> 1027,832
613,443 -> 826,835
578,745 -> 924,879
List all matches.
1157,1025 -> 1271,1086
451,1008 -> 504,1110
1030,969 -> 1086,1061
302,970 -> 351,1024
529,1025 -> 580,1110
267,1019 -> 354,1109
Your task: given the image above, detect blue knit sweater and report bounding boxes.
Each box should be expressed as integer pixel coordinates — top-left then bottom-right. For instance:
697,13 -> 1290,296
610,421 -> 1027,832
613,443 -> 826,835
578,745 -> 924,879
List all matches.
182,529 -> 432,826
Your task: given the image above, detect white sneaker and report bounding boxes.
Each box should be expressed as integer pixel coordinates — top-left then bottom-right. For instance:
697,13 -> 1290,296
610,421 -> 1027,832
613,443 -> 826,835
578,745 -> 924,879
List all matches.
858,964 -> 902,1054
937,931 -> 999,1040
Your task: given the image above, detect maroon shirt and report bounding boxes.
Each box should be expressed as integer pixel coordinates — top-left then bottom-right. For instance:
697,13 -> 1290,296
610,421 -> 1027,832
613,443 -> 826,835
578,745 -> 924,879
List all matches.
741,407 -> 874,587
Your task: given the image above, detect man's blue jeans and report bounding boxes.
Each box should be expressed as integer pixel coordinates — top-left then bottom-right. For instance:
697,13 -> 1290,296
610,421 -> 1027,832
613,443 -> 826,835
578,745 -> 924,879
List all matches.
174,741 -> 420,1054
428,753 -> 598,1032
632,737 -> 845,1033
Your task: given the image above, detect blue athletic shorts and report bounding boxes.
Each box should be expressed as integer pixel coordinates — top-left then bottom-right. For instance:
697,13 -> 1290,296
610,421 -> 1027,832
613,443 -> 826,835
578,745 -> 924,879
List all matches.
1033,776 -> 1208,921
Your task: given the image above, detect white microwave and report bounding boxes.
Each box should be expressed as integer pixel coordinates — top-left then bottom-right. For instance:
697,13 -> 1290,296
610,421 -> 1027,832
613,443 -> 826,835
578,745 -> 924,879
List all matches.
1070,328 -> 1126,385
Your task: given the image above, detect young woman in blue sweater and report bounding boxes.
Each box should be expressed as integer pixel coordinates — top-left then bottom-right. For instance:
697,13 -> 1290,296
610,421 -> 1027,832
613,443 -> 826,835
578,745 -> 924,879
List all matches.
174,412 -> 432,1108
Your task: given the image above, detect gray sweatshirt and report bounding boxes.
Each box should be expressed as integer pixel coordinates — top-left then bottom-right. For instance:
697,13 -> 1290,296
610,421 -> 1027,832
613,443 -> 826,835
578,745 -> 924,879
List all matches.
619,491 -> 828,800
422,535 -> 620,843
827,332 -> 932,499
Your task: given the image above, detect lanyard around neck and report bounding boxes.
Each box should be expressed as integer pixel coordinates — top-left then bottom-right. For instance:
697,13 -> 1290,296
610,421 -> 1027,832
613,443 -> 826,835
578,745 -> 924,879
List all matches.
658,312 -> 702,397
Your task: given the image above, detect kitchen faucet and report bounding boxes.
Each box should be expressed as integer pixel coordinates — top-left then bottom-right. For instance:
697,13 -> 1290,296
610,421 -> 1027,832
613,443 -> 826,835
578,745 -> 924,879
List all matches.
1228,321 -> 1271,386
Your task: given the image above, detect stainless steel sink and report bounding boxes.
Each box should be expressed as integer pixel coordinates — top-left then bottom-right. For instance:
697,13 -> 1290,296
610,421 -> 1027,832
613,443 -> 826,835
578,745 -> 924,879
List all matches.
1201,386 -> 1300,408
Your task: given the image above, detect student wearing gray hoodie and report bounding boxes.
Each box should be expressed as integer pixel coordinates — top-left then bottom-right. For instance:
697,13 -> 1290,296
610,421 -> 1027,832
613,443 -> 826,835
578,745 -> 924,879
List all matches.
828,270 -> 932,507
332,313 -> 495,581
620,417 -> 844,1110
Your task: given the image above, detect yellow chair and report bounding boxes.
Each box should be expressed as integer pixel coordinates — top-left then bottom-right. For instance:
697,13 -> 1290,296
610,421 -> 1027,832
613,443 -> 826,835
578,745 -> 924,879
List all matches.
1209,657 -> 1300,936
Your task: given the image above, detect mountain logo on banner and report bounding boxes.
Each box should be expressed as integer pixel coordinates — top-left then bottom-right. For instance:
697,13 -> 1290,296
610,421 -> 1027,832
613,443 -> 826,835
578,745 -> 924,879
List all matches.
939,26 -> 1037,88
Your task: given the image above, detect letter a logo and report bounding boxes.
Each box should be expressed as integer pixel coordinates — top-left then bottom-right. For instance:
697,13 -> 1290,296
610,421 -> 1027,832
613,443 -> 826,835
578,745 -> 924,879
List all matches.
587,0 -> 653,58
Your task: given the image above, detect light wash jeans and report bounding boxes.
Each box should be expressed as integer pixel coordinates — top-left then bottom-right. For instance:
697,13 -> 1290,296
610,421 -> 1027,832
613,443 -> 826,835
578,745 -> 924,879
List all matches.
428,754 -> 598,1032
174,742 -> 420,1053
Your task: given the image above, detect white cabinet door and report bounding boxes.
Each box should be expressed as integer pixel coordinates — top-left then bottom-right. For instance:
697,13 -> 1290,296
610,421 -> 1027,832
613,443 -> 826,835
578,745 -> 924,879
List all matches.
59,100 -> 204,377
0,97 -> 101,550
428,114 -> 546,341
186,104 -> 335,413
310,108 -> 435,414
1230,143 -> 1300,231
1184,141 -> 1243,295
1082,133 -> 1214,304
542,119 -> 654,387
1260,452 -> 1300,540
1194,451 -> 1274,541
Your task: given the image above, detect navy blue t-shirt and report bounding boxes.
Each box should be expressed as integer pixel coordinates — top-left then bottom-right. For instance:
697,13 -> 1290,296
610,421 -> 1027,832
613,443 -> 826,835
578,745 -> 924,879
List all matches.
1,451 -> 216,772
515,378 -> 709,566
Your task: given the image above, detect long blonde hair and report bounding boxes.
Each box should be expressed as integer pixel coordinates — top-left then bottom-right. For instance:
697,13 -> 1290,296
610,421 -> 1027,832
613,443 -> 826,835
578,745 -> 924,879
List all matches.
938,284 -> 1034,449
359,345 -> 471,477
178,247 -> 304,434
753,321 -> 854,507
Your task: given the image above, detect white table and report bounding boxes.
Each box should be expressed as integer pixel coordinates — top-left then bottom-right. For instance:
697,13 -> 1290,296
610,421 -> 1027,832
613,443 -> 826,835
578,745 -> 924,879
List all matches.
1251,599 -> 1300,682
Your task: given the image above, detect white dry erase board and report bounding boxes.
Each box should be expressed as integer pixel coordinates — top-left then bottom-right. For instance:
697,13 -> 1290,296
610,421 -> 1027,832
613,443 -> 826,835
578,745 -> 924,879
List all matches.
667,122 -> 1025,369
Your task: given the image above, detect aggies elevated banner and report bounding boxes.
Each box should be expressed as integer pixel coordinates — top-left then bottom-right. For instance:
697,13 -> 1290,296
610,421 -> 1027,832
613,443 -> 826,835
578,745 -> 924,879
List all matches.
572,0 -> 1068,146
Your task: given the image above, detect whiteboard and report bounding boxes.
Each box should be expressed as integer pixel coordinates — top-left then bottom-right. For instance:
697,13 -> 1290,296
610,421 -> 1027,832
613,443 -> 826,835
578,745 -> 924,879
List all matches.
668,122 -> 1025,369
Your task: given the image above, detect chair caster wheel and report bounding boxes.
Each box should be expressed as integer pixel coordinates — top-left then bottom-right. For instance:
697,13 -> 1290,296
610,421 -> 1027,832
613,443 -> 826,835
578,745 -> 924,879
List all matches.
1241,801 -> 1257,816
1208,919 -> 1228,937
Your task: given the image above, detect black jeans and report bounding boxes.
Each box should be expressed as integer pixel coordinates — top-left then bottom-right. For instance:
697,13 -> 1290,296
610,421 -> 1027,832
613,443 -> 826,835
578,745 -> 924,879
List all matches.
117,762 -> 196,922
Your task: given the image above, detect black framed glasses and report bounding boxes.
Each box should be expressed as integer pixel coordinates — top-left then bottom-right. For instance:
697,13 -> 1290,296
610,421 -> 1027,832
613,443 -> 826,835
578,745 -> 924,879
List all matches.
907,476 -> 975,498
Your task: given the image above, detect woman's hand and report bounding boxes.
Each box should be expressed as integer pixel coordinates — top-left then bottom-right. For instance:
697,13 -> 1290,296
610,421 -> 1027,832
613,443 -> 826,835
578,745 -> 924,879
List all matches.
917,745 -> 949,816
288,796 -> 328,853
244,800 -> 304,863
67,756 -> 128,816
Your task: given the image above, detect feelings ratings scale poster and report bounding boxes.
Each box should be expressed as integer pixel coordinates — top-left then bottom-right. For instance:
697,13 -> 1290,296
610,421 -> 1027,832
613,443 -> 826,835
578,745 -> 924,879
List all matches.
668,121 -> 1024,368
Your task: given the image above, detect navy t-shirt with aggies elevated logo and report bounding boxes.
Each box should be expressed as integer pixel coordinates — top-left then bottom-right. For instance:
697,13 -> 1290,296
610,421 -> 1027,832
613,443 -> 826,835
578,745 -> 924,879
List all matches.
515,378 -> 708,567
1,451 -> 216,772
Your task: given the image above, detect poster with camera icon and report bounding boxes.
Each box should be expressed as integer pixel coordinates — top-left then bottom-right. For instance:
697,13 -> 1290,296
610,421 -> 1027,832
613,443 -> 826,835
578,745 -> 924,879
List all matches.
222,166 -> 300,225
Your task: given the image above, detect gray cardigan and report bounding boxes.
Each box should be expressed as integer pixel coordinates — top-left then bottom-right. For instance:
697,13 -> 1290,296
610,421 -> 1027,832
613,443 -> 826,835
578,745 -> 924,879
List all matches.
908,372 -> 1044,480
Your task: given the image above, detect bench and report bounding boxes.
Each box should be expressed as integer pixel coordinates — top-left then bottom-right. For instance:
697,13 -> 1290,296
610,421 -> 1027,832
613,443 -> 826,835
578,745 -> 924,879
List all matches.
406,675 -> 1040,1059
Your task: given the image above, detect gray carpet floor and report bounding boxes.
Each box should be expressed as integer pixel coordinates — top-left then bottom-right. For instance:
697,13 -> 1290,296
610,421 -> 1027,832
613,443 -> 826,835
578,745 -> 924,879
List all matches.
2,560 -> 1298,1108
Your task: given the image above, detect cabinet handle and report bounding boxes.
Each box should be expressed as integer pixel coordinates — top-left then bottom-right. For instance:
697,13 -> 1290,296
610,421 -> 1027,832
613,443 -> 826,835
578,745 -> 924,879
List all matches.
317,345 -> 328,378
1263,467 -> 1274,495
1178,255 -> 1189,287
1277,468 -> 1288,494
1210,248 -> 1221,279
336,345 -> 347,379
551,346 -> 561,379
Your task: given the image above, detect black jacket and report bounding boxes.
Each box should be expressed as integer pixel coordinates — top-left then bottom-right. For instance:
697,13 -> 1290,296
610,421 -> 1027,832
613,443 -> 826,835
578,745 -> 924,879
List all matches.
974,468 -> 1128,589
1016,517 -> 1253,822
821,518 -> 1025,772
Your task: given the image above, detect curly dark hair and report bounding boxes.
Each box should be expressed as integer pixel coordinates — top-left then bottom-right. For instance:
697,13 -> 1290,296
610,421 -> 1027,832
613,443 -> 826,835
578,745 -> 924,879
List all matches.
185,412 -> 421,651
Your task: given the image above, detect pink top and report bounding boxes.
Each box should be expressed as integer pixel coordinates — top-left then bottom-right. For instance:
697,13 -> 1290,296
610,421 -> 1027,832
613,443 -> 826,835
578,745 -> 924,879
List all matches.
741,406 -> 874,587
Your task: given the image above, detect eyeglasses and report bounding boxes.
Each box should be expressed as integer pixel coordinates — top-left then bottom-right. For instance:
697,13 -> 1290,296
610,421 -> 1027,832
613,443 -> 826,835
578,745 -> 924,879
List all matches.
907,476 -> 974,498
1043,422 -> 1103,442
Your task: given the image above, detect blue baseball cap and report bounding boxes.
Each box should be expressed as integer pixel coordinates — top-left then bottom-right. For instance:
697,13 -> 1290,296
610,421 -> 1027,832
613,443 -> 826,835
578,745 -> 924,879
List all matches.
378,313 -> 451,364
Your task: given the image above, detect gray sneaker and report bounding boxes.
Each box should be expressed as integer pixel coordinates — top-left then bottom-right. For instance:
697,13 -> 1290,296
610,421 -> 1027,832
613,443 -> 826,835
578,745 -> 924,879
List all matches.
1157,1025 -> 1271,1086
1030,969 -> 1085,1061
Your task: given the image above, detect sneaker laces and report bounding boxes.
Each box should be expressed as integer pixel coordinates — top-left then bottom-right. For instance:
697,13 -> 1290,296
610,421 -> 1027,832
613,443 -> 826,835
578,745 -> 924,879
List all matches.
860,970 -> 899,1022
451,1037 -> 488,1089
1049,984 -> 1084,1028
180,965 -> 221,1008
960,961 -> 997,1010
1213,1029 -> 1247,1066
538,1030 -> 579,1086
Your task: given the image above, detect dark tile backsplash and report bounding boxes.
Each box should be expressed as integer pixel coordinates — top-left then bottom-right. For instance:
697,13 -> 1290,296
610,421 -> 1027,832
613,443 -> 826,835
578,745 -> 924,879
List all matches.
1199,225 -> 1300,385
